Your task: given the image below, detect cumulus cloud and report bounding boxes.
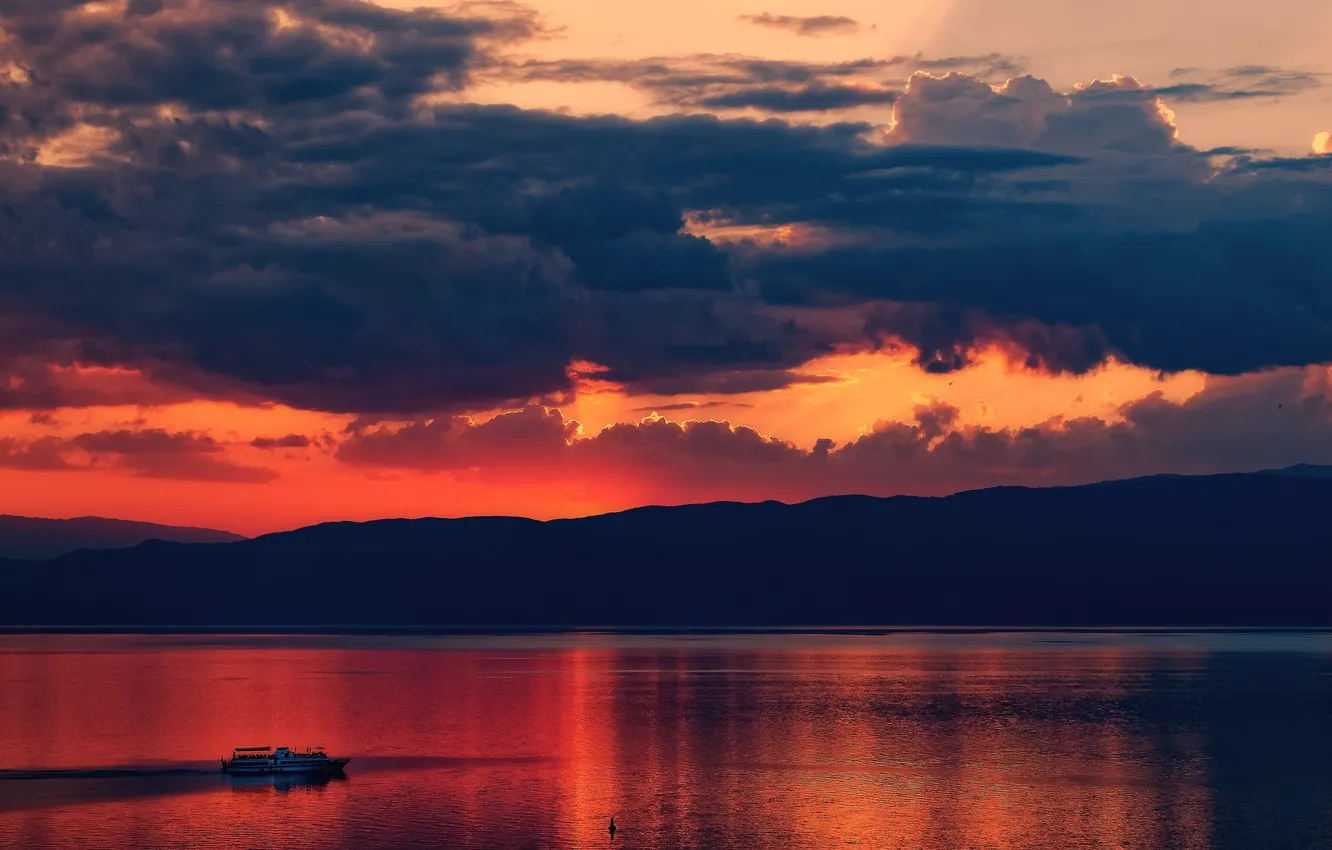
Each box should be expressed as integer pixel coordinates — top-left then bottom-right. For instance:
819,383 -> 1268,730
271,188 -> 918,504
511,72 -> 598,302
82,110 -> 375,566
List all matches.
738,13 -> 861,37
886,72 -> 1179,155
1316,132 -> 1332,154
337,405 -> 578,470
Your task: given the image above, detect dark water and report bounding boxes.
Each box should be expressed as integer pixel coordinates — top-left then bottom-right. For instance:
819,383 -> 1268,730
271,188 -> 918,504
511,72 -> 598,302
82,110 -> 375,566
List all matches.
3,631 -> 1332,849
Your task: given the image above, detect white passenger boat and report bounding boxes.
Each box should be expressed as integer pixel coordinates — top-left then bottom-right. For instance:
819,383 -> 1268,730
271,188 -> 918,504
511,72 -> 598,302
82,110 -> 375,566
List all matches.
221,746 -> 350,775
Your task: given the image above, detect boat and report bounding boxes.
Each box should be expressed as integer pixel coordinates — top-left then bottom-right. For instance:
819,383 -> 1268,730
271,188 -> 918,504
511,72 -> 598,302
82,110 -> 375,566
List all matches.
220,746 -> 350,775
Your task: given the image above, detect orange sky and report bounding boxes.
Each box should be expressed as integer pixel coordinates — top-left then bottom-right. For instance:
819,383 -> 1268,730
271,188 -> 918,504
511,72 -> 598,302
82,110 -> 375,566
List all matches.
0,350 -> 1209,535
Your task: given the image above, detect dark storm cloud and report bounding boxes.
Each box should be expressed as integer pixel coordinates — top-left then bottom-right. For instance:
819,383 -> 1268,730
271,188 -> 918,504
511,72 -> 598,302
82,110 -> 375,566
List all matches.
0,0 -> 532,123
2,1 -> 1332,416
730,71 -> 1332,377
863,302 -> 1115,375
0,356 -> 204,410
1238,155 -> 1332,172
757,214 -> 1332,376
696,83 -> 899,113
737,13 -> 862,37
2,45 -> 1082,414
515,183 -> 732,291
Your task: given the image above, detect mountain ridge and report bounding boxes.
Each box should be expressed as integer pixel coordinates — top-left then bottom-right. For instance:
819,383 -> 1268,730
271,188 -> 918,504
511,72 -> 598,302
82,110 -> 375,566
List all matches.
0,515 -> 245,561
2,466 -> 1330,628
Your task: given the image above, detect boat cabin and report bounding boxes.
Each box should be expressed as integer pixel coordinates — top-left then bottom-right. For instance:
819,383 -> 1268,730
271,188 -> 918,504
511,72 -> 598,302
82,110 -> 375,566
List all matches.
229,746 -> 329,761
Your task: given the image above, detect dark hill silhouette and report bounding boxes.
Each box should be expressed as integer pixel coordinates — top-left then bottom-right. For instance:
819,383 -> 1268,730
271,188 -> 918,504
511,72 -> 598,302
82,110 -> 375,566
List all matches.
0,515 -> 245,560
2,467 -> 1330,628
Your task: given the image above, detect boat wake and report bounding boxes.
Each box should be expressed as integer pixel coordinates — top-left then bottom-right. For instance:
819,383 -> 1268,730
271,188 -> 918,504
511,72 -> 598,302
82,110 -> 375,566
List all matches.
0,765 -> 225,815
0,765 -> 217,782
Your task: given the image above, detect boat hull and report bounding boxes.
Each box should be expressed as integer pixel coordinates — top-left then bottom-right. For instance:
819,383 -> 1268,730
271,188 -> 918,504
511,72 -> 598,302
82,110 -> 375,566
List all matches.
223,759 -> 349,775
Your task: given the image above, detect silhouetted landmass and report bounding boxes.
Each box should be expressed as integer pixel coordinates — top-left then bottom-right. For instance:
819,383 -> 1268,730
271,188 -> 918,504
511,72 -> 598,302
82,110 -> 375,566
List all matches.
1269,463 -> 1332,479
2,468 -> 1330,628
0,516 -> 244,561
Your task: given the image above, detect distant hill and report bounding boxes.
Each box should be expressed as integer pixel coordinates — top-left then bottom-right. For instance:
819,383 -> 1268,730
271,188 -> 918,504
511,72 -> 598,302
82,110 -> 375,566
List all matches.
1,467 -> 1330,628
0,515 -> 244,560
1267,463 -> 1332,479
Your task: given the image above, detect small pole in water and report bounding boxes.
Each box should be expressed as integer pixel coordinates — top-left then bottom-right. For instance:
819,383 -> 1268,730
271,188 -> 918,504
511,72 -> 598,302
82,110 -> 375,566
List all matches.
609,817 -> 616,841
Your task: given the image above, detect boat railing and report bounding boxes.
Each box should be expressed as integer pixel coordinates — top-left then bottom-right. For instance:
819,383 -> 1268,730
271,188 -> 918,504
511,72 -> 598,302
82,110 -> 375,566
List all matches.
230,748 -> 274,759
225,746 -> 334,763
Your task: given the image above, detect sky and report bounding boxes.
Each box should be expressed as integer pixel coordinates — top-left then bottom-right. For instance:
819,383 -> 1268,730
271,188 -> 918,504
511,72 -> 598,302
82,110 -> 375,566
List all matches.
0,0 -> 1330,535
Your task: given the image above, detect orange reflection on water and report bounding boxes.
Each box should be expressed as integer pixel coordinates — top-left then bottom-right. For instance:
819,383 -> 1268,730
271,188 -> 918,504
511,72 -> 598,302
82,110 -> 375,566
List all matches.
556,647 -> 619,845
0,635 -> 1221,850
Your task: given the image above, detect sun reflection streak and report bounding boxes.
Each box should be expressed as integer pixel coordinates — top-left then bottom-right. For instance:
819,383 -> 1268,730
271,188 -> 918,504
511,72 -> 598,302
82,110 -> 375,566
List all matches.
0,636 -> 1230,849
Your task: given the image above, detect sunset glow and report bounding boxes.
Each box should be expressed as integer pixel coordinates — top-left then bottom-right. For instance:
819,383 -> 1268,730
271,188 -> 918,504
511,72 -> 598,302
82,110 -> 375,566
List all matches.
1,0 -> 1330,536
4,4 -> 1332,850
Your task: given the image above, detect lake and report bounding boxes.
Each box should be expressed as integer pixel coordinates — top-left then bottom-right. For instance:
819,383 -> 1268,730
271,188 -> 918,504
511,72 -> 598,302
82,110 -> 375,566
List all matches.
3,630 -> 1332,849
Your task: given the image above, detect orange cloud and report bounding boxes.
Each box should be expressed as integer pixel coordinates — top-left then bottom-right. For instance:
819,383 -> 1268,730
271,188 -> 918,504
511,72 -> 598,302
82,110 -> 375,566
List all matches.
337,365 -> 1332,507
0,429 -> 277,483
1,365 -> 1326,535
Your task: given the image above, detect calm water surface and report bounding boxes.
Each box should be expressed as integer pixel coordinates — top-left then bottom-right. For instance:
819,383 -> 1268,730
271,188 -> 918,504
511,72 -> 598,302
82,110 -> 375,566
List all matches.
3,631 -> 1332,849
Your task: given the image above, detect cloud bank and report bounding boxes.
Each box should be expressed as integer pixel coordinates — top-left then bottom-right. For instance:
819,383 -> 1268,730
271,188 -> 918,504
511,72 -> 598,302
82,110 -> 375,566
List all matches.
4,366 -> 1327,499
333,367 -> 1332,502
0,0 -> 1330,424
0,428 -> 276,482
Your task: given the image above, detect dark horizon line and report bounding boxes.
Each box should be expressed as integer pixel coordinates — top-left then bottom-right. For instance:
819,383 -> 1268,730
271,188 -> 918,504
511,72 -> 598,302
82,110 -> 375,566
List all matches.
5,625 -> 1332,636
12,463 -> 1326,542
